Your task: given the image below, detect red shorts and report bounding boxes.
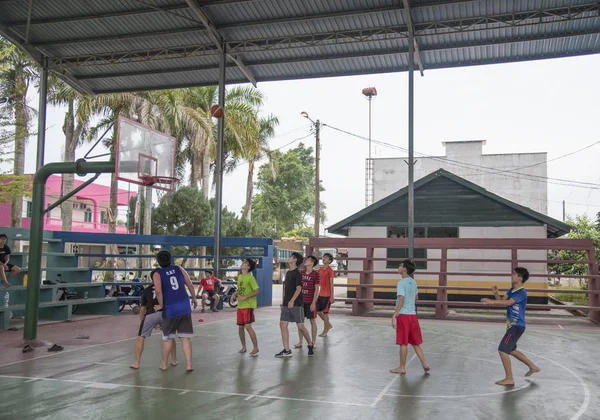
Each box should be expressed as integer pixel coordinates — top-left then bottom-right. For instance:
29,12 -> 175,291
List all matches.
396,314 -> 423,346
237,308 -> 255,325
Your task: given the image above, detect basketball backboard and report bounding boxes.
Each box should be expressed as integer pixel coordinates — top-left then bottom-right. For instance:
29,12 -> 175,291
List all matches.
115,116 -> 177,191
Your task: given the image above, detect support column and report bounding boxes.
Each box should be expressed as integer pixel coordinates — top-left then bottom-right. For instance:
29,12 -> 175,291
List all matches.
587,248 -> 599,324
36,61 -> 48,171
407,18 -> 415,259
213,47 -> 226,278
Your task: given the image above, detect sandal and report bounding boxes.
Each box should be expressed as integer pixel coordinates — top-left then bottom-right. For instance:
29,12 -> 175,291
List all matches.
48,344 -> 64,352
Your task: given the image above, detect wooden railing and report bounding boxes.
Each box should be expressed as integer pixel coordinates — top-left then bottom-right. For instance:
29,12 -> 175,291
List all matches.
307,237 -> 600,323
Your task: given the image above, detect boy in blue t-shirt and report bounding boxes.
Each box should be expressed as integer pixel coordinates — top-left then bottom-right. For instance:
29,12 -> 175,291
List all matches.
481,267 -> 540,386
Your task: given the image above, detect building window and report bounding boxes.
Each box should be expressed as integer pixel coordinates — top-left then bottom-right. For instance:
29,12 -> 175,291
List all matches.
84,208 -> 93,223
385,227 -> 458,270
100,211 -> 106,224
26,201 -> 32,218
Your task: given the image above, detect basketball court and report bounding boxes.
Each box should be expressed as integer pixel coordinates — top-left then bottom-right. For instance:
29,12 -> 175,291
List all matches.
0,307 -> 598,420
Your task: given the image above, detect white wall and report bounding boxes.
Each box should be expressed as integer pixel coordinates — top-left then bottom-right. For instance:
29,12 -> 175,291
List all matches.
372,141 -> 548,214
347,225 -> 548,291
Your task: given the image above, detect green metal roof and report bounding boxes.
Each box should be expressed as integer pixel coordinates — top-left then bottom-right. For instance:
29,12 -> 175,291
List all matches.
327,169 -> 572,238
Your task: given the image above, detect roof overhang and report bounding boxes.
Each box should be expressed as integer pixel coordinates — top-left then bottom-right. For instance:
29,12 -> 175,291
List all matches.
0,0 -> 598,94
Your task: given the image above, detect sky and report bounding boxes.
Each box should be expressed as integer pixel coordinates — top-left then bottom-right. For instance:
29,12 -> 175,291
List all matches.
14,53 -> 600,233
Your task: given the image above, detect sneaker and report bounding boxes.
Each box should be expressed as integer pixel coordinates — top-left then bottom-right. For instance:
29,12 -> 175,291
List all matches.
308,345 -> 315,356
275,349 -> 292,358
200,309 -> 206,313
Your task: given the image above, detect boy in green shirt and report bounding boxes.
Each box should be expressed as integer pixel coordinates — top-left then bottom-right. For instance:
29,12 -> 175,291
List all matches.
237,259 -> 260,356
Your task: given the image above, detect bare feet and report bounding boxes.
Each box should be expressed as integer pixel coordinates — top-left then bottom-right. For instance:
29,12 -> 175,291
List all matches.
525,366 -> 540,377
319,325 -> 332,337
495,378 -> 515,386
2,282 -> 11,288
171,361 -> 178,367
239,348 -> 247,354
294,343 -> 303,349
249,349 -> 259,357
129,364 -> 140,370
422,364 -> 431,373
159,365 -> 168,371
390,367 -> 406,374
186,366 -> 193,372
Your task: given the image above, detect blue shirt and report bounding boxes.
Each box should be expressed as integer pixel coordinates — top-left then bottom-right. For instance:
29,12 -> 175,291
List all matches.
157,265 -> 191,318
396,277 -> 418,315
506,287 -> 527,328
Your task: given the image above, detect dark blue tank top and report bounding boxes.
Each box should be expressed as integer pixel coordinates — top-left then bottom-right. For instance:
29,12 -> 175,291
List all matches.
158,265 -> 191,318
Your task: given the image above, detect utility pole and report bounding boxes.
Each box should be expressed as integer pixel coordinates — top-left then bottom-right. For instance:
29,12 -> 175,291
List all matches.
563,200 -> 566,222
315,120 -> 321,240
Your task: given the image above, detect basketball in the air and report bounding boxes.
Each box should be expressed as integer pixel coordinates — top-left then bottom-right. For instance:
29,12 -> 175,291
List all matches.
210,104 -> 224,118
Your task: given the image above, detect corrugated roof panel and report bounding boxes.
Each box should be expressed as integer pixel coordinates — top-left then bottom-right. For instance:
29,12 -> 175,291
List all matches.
0,0 -> 597,93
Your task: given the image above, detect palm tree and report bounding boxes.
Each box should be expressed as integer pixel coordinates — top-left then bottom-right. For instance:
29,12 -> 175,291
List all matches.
181,86 -> 263,196
48,77 -> 97,231
242,115 -> 279,221
0,37 -> 37,228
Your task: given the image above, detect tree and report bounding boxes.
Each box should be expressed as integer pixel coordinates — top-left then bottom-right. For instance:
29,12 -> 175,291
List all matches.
0,37 -> 37,227
242,115 -> 279,221
48,77 -> 96,231
152,186 -> 276,267
252,143 -> 326,237
549,214 -> 600,288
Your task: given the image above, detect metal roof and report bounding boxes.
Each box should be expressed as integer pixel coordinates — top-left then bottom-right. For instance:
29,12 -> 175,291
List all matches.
0,0 -> 599,93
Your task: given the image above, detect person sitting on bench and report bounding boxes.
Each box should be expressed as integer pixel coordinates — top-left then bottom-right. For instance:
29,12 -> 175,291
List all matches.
0,234 -> 20,288
197,270 -> 221,313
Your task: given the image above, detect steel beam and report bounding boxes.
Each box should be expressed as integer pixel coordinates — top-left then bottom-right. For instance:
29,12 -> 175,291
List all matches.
185,0 -> 257,86
213,48 -> 226,279
35,62 -> 48,171
46,11 -> 599,70
402,0 -> 425,76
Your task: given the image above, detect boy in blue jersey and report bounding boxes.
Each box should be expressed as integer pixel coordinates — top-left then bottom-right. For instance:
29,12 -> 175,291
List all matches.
153,250 -> 198,372
481,267 -> 540,386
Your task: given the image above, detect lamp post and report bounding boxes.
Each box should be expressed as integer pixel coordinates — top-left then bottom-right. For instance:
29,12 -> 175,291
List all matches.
301,112 -> 321,244
362,87 -> 377,206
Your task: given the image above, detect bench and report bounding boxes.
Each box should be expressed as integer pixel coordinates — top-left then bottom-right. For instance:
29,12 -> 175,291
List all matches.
5,297 -> 119,324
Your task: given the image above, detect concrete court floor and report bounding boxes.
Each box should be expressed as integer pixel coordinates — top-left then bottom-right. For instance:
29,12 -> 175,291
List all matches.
0,307 -> 599,420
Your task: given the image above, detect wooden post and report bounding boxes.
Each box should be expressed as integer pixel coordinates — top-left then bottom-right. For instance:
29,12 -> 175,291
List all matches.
587,248 -> 600,324
436,247 -> 448,319
364,247 -> 374,312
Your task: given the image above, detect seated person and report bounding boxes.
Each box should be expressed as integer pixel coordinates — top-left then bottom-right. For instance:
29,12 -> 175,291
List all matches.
0,233 -> 21,288
197,270 -> 221,313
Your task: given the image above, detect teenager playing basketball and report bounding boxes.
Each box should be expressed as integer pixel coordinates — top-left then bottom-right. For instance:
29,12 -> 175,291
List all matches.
481,267 -> 540,386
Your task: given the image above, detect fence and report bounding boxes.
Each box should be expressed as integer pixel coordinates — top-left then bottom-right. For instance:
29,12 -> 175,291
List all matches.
306,237 -> 600,323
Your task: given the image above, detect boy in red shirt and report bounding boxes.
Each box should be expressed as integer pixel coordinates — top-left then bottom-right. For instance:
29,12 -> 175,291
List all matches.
197,270 -> 220,313
294,255 -> 320,350
317,252 -> 335,337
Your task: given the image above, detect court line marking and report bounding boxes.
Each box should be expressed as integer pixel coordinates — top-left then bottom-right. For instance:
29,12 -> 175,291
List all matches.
384,381 -> 531,399
557,324 -> 564,330
370,354 -> 416,407
425,329 -> 590,420
0,316 -> 235,369
178,391 -> 189,395
0,374 -> 371,408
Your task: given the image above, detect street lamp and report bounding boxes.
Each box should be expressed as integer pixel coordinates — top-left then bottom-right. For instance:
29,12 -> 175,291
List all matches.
362,87 -> 377,206
301,112 -> 321,241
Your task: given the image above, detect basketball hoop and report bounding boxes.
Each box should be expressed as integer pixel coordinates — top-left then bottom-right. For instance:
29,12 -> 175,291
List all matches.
140,176 -> 178,190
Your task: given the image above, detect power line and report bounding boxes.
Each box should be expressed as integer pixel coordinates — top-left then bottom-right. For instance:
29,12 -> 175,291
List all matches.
322,123 -> 600,190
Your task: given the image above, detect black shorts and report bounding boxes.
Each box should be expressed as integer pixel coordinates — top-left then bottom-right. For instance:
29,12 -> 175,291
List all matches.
316,296 -> 330,313
498,325 -> 525,354
204,290 -> 217,298
303,302 -> 316,319
162,313 -> 194,341
2,263 -> 15,270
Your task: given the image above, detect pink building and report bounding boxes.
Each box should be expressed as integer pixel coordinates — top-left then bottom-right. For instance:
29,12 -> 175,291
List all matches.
0,174 -> 136,234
